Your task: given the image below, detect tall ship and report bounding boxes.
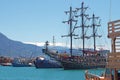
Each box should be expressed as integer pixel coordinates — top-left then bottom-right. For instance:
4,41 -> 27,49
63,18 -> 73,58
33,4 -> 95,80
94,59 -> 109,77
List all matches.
43,2 -> 108,70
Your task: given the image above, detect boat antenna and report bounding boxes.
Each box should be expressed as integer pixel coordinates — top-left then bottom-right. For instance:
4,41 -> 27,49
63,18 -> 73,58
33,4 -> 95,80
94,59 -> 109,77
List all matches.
62,6 -> 78,56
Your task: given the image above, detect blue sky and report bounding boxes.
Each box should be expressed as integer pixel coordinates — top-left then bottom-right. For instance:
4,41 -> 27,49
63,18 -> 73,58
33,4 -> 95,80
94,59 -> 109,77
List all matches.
0,0 -> 119,49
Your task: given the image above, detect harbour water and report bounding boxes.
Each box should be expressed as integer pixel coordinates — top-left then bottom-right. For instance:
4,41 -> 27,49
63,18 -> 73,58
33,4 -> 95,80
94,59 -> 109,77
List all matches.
0,66 -> 104,80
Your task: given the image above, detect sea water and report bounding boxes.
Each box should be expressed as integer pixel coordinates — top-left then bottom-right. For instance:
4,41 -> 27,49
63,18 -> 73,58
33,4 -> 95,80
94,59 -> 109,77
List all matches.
0,66 -> 104,80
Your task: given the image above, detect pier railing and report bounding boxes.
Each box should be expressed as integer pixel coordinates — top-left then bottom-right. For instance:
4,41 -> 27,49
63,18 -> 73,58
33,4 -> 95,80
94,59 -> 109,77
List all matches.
108,20 -> 120,52
107,20 -> 120,69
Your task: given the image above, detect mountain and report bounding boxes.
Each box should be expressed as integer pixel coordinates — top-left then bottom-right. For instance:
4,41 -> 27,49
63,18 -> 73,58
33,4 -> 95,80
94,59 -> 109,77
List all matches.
0,33 -> 109,58
0,32 -> 43,58
0,32 -> 71,58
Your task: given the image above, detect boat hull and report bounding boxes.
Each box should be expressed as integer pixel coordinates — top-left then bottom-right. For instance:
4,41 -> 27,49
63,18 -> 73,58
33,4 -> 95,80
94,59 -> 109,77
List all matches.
12,63 -> 32,67
62,63 -> 105,70
61,60 -> 105,70
34,59 -> 62,68
0,63 -> 12,66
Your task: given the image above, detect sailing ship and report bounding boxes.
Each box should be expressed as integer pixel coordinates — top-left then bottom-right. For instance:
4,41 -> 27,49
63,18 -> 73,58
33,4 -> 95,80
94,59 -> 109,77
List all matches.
43,2 -> 107,70
85,20 -> 120,80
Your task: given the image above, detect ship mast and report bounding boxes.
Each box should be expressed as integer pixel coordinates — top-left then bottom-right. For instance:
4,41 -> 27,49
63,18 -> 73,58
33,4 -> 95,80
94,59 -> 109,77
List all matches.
81,2 -> 85,55
75,2 -> 89,56
89,14 -> 101,51
62,7 -> 77,56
